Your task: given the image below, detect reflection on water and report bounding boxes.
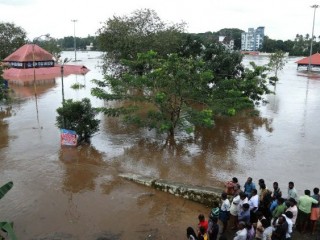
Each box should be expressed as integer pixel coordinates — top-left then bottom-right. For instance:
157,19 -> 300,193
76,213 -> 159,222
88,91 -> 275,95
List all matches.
0,106 -> 12,149
0,52 -> 319,239
59,145 -> 106,193
112,110 -> 272,188
9,82 -> 56,99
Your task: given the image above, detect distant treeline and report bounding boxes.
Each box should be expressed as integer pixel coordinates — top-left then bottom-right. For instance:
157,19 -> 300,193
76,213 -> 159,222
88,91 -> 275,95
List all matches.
57,31 -> 318,57
261,34 -> 320,56
193,30 -> 320,56
56,35 -> 99,51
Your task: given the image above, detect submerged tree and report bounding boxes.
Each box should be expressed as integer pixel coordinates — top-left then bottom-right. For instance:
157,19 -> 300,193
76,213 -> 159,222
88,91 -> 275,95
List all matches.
268,51 -> 287,85
92,51 -> 214,138
56,98 -> 100,143
94,9 -> 273,140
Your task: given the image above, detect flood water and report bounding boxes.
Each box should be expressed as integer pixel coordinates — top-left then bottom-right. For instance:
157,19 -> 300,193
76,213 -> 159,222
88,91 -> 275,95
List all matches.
0,52 -> 319,239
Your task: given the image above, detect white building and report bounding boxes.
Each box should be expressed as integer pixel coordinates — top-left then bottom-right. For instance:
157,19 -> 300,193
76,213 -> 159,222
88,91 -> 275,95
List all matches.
241,27 -> 265,51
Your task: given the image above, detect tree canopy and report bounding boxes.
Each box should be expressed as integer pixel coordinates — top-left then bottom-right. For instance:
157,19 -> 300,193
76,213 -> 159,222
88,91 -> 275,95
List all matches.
34,37 -> 62,62
93,9 -> 272,138
92,50 -> 214,137
97,9 -> 185,76
0,22 -> 27,60
0,66 -> 7,102
260,34 -> 320,56
267,51 -> 287,84
56,98 -> 100,143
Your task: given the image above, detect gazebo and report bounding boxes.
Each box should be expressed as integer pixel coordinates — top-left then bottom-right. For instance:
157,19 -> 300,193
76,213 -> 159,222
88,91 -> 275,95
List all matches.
2,44 -> 89,85
295,53 -> 320,70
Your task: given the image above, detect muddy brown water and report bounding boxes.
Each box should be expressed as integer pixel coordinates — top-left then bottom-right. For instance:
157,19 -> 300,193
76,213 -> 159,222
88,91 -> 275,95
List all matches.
0,52 -> 319,239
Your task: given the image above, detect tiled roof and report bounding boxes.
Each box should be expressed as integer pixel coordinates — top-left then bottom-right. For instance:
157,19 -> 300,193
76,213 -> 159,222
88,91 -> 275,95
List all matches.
3,44 -> 54,62
295,53 -> 320,65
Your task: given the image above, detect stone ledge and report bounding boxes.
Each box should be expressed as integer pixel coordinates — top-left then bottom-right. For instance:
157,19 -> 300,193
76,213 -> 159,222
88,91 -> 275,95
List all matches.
119,173 -> 224,206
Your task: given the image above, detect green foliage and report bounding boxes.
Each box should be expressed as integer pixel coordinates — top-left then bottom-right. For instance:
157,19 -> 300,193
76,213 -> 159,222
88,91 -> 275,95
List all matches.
97,9 -> 185,75
194,28 -> 244,50
179,34 -> 244,81
260,34 -> 320,56
268,51 -> 287,80
0,22 -> 27,60
191,28 -> 244,50
216,28 -> 244,50
35,38 -> 62,62
208,62 -> 272,115
56,98 -> 100,142
0,182 -> 17,240
57,35 -> 98,50
92,51 -> 214,137
70,83 -> 85,89
269,76 -> 278,86
0,181 -> 13,200
0,222 -> 16,240
179,34 -> 270,114
0,66 -> 9,102
95,9 -> 273,138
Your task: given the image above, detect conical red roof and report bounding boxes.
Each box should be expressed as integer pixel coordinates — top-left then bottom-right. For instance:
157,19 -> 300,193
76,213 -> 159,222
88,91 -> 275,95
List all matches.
295,53 -> 320,65
3,44 -> 54,62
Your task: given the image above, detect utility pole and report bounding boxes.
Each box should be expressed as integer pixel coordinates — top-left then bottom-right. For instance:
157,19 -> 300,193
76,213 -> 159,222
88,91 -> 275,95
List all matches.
308,5 -> 319,72
71,19 -> 78,62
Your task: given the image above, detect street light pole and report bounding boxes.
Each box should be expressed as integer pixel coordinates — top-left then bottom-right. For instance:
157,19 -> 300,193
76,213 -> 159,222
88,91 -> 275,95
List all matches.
60,58 -> 70,129
308,4 -> 319,72
32,34 -> 50,125
60,58 -> 70,104
32,34 -> 50,85
71,19 -> 78,62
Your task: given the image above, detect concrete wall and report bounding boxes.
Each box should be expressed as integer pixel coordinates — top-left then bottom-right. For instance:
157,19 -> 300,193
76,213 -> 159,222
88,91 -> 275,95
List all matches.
119,173 -> 224,206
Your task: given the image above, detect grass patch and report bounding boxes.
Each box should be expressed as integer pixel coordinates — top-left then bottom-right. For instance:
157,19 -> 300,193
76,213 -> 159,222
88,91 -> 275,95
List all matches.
70,83 -> 85,90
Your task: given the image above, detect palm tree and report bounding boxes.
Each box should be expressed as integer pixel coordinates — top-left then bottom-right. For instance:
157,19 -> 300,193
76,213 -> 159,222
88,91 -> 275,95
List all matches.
305,33 -> 310,40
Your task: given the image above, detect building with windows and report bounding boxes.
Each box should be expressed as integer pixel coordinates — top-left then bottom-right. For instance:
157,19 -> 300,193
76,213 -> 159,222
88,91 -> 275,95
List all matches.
241,27 -> 265,51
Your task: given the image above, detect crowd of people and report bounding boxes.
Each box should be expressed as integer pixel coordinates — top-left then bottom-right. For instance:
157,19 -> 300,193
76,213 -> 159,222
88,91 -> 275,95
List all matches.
186,177 -> 320,240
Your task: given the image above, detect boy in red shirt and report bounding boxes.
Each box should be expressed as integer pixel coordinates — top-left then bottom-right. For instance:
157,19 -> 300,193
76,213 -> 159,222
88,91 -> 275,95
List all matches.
198,214 -> 208,232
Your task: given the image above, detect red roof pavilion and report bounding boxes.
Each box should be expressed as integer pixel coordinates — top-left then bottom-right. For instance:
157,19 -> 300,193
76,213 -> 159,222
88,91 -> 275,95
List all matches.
295,53 -> 320,69
2,44 -> 90,85
3,44 -> 54,62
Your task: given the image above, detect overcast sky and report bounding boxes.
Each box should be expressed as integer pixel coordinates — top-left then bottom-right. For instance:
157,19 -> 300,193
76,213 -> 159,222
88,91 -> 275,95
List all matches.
1,0 -> 319,41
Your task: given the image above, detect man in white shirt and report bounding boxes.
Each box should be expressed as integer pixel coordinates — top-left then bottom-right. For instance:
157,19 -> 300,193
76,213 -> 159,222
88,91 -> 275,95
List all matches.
219,192 -> 231,234
283,211 -> 293,239
287,182 -> 298,201
233,221 -> 247,240
286,198 -> 298,225
248,189 -> 259,222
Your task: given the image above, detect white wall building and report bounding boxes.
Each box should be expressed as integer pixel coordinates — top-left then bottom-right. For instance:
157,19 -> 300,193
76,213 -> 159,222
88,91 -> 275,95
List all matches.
241,27 -> 265,51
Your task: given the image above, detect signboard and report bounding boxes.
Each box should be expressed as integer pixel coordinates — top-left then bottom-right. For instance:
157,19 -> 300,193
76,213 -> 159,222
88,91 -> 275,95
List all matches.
8,60 -> 54,69
60,129 -> 77,146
